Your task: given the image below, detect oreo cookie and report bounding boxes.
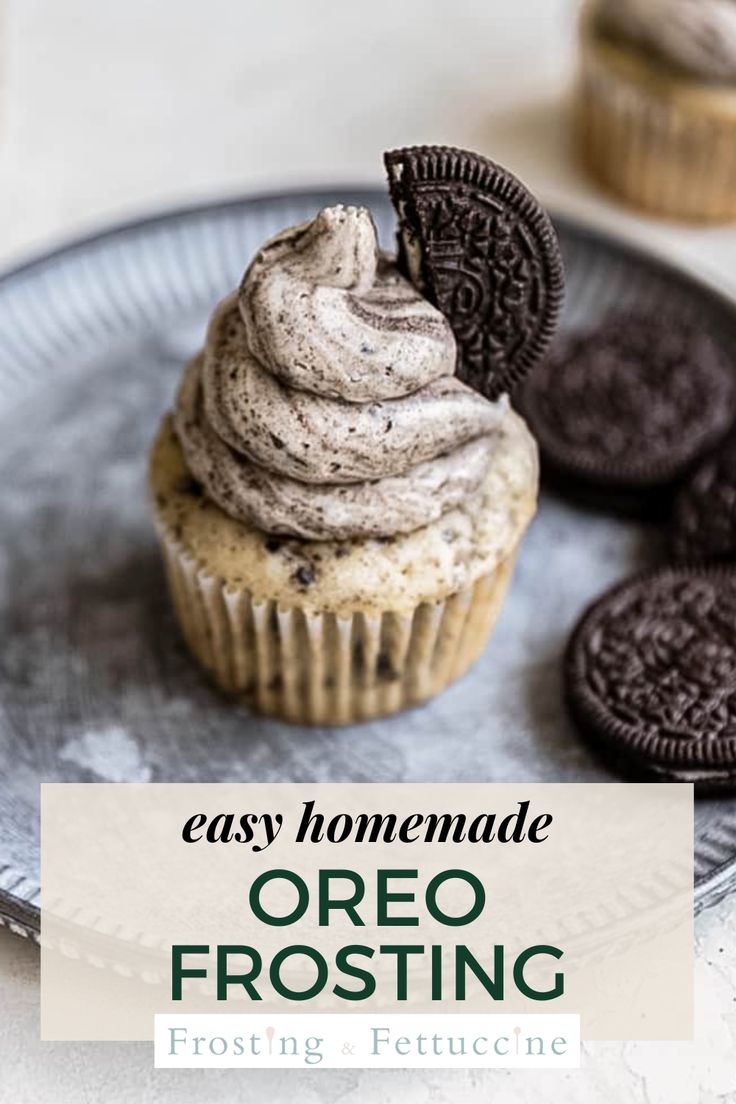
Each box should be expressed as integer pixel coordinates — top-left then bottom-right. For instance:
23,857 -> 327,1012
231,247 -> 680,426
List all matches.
565,565 -> 736,792
384,145 -> 564,401
518,311 -> 736,508
671,430 -> 736,563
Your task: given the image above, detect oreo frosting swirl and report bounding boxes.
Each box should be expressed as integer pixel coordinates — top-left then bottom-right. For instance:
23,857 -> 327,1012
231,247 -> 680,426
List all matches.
598,0 -> 736,82
175,205 -> 503,540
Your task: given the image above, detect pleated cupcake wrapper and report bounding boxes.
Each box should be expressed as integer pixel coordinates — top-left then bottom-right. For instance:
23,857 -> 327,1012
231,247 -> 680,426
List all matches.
155,519 -> 516,725
577,34 -> 736,222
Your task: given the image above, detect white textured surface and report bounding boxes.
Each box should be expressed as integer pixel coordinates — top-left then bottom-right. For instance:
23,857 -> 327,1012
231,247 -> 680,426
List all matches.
1,895 -> 736,1102
0,1 -> 736,1101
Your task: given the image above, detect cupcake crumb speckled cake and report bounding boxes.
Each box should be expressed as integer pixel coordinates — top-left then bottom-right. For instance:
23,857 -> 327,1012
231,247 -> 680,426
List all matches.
149,147 -> 563,724
577,0 -> 736,221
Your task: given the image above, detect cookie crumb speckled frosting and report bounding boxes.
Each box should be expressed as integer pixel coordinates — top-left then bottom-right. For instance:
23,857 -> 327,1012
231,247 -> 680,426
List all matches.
174,205 -> 505,541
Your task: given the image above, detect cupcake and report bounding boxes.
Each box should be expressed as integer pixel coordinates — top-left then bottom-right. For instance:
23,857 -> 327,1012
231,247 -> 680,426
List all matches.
577,0 -> 736,221
149,147 -> 561,724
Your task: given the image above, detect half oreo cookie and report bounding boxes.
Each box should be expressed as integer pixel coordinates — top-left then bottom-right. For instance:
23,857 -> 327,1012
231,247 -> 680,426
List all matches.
565,565 -> 736,792
384,145 -> 564,401
517,311 -> 736,510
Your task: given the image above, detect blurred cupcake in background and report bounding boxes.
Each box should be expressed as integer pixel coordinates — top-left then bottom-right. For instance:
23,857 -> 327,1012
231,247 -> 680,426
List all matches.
577,0 -> 736,221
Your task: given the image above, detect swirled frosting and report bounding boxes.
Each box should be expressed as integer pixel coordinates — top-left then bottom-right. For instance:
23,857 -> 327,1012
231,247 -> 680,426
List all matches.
175,205 -> 503,541
597,0 -> 736,82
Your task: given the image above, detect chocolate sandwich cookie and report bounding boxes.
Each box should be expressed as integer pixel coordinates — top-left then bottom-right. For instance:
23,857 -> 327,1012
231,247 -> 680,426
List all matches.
671,430 -> 736,563
518,312 -> 736,510
384,145 -> 564,401
565,565 -> 736,792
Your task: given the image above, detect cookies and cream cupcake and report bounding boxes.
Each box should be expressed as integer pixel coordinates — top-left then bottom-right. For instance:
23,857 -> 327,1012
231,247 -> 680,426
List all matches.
577,0 -> 736,221
149,148 -> 562,724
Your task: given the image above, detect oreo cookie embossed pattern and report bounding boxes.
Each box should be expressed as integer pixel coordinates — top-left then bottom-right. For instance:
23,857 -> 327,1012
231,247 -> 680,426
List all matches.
671,431 -> 736,563
385,146 -> 564,401
519,311 -> 736,499
566,566 -> 736,792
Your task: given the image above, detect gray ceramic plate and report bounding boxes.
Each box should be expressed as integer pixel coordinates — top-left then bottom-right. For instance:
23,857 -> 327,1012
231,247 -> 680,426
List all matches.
2,188 -> 736,942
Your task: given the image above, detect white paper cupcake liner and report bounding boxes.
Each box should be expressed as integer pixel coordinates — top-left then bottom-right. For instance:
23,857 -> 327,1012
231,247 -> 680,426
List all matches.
155,519 -> 517,725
